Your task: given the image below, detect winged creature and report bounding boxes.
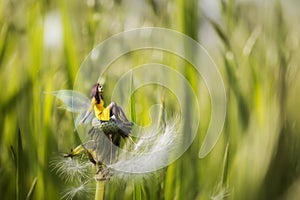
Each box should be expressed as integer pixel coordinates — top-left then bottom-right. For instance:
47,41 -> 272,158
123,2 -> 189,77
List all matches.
51,84 -> 133,179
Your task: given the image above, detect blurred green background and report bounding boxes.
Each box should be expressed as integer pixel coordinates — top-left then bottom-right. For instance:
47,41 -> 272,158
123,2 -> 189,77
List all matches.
1,0 -> 300,199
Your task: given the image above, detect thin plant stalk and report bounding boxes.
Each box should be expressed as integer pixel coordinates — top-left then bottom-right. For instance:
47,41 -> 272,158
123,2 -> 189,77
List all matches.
95,180 -> 105,200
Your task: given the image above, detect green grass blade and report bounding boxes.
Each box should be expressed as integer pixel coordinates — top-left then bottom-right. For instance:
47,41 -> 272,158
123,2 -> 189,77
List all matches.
164,163 -> 176,200
11,128 -> 25,200
133,184 -> 142,200
208,18 -> 231,49
59,0 -> 79,86
26,177 -> 38,200
157,87 -> 166,131
0,23 -> 9,67
221,143 -> 229,187
130,71 -> 136,123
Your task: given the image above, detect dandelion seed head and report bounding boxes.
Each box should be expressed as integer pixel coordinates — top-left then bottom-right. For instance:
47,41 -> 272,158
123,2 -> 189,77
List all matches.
109,117 -> 183,174
50,155 -> 93,183
61,181 -> 94,200
51,117 -> 184,198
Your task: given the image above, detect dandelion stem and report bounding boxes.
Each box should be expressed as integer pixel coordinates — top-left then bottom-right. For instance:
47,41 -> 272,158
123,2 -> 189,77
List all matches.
95,181 -> 105,200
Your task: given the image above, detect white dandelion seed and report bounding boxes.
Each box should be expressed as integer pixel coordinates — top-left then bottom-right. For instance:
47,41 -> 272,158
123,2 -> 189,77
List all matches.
210,184 -> 230,200
108,117 -> 183,178
50,156 -> 94,183
61,181 -> 93,200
